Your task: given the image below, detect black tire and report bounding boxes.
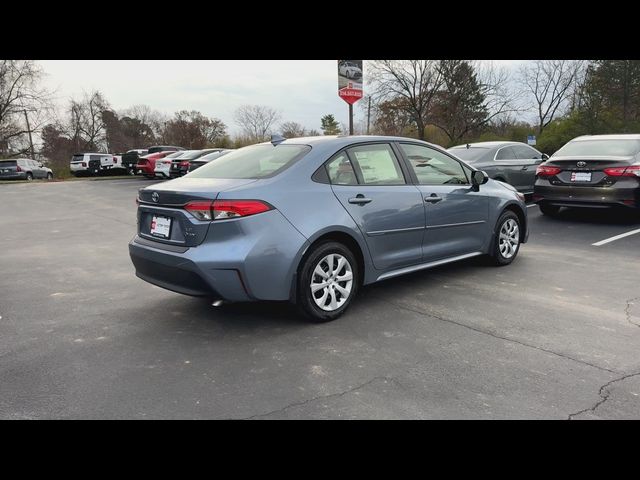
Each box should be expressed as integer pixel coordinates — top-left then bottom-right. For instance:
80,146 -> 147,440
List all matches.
539,203 -> 560,216
296,241 -> 359,323
46,172 -> 53,181
26,172 -> 33,181
490,210 -> 521,266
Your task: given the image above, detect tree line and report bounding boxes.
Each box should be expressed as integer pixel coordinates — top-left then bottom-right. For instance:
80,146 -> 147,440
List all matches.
2,59 -> 640,175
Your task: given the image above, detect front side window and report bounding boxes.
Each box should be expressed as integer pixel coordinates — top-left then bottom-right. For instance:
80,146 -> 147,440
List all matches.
347,143 -> 405,185
187,144 -> 311,179
326,153 -> 358,185
400,143 -> 468,185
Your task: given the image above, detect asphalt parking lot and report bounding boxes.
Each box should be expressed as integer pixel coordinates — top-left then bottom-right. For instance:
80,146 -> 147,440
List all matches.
1,178 -> 639,419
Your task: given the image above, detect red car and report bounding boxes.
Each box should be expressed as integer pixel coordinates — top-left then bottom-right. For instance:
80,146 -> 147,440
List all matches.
136,151 -> 173,178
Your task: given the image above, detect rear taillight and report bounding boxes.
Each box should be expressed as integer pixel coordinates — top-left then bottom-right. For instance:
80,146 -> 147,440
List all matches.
179,161 -> 189,167
82,162 -> 87,167
536,165 -> 561,177
184,200 -> 272,221
16,165 -> 22,172
604,165 -> 640,177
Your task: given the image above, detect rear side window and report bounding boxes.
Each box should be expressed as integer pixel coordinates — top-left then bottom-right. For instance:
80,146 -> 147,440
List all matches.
90,155 -> 101,161
347,143 -> 405,185
72,155 -> 84,162
187,144 -> 311,179
326,153 -> 358,185
495,146 -> 517,160
0,160 -> 17,167
513,145 -> 541,160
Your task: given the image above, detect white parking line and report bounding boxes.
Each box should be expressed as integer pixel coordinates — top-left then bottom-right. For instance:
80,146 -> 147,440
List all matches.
526,204 -> 537,208
592,228 -> 640,246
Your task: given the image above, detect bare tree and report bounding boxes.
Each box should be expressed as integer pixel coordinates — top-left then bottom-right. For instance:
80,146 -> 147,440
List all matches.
519,60 -> 584,134
234,105 -> 281,142
0,60 -> 53,156
367,60 -> 444,140
280,121 -> 306,138
68,90 -> 110,151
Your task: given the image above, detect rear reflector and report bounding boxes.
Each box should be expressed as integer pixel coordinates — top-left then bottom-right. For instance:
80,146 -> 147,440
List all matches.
184,200 -> 272,221
604,165 -> 640,177
16,165 -> 22,172
536,165 -> 561,177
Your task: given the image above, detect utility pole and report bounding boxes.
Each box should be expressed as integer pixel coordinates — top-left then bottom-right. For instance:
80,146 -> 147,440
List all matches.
348,104 -> 353,135
366,96 -> 371,135
23,110 -> 35,160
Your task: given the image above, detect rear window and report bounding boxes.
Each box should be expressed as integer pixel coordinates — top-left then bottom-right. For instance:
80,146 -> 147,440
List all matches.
554,139 -> 640,157
71,155 -> 84,162
0,160 -> 17,167
448,147 -> 490,163
187,144 -> 311,179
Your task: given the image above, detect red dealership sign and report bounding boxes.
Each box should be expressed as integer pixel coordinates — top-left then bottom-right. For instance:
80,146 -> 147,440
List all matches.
338,60 -> 363,105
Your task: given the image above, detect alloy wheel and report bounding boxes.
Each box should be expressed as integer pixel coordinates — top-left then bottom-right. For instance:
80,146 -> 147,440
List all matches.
310,253 -> 353,311
499,219 -> 519,259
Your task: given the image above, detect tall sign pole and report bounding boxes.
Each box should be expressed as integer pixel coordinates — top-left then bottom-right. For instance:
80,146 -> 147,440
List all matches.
338,60 -> 364,135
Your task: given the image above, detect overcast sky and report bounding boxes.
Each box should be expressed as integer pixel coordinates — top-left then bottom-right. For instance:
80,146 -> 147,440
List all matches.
38,60 -> 526,135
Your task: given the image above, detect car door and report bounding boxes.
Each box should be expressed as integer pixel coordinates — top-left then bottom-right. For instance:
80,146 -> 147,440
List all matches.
328,143 -> 425,271
32,160 -> 45,178
512,144 -> 544,194
397,143 -> 489,262
494,145 -> 529,191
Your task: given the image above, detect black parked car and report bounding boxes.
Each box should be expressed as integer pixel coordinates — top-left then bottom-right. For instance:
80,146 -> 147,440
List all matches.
170,149 -> 221,177
188,149 -> 234,172
0,158 -> 53,181
533,134 -> 640,215
448,142 -> 548,195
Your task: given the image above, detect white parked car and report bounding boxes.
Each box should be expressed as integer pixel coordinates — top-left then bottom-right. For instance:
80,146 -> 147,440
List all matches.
70,153 -> 117,176
154,151 -> 185,178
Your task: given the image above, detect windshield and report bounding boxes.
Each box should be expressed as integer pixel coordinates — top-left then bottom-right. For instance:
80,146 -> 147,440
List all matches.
187,144 -> 311,179
554,139 -> 640,157
448,147 -> 490,163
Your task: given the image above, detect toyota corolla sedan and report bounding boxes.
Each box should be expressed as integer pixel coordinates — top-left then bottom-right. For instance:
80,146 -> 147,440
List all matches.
129,135 -> 528,322
533,134 -> 640,215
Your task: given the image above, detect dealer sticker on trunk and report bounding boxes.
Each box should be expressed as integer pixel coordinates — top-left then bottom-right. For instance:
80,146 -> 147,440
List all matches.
150,215 -> 171,238
571,172 -> 592,182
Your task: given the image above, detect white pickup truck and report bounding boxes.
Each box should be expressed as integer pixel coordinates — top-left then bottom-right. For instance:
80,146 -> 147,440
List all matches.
70,153 -> 118,176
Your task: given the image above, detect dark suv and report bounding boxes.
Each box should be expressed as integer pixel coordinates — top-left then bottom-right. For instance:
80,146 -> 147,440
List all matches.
0,158 -> 53,181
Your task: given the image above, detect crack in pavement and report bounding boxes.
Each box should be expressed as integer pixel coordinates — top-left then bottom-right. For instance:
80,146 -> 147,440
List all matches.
625,297 -> 640,328
568,371 -> 640,420
381,299 -> 618,374
241,376 -> 402,420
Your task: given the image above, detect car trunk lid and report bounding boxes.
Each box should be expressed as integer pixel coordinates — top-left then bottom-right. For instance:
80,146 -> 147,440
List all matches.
545,156 -> 635,186
137,178 -> 257,247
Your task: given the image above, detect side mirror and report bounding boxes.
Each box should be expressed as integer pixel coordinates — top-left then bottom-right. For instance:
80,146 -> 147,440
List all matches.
541,153 -> 549,160
38,163 -> 44,168
471,170 -> 489,186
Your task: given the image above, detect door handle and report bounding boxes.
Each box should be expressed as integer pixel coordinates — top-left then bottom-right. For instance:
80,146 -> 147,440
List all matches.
348,195 -> 372,205
424,195 -> 443,204
521,166 -> 528,170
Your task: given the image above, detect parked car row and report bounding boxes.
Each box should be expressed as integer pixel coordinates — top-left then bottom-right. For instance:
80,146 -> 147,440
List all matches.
151,148 -> 234,179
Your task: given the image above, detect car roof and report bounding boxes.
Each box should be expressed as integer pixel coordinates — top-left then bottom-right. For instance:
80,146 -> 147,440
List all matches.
571,134 -> 640,141
74,152 -> 111,155
261,135 -> 442,150
449,141 -> 526,149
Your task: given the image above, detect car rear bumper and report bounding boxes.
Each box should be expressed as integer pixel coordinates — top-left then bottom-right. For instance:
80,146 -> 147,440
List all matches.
136,164 -> 154,175
533,184 -> 639,208
128,209 -> 310,302
0,172 -> 27,180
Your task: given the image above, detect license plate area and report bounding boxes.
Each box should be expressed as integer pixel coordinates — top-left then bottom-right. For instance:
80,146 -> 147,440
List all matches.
150,215 -> 172,238
571,171 -> 592,182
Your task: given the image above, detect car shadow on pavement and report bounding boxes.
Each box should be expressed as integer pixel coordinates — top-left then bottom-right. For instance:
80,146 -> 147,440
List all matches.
539,207 -> 640,226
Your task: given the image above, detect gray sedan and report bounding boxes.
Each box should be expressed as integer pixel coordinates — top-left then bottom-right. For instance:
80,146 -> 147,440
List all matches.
448,141 -> 548,194
129,135 -> 528,322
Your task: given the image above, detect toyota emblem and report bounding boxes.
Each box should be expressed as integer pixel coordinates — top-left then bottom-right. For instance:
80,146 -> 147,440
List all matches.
577,161 -> 587,168
151,192 -> 159,203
